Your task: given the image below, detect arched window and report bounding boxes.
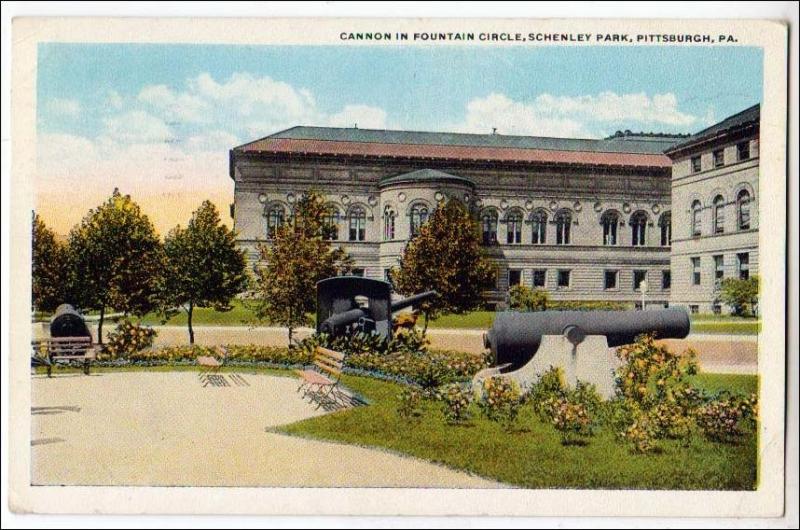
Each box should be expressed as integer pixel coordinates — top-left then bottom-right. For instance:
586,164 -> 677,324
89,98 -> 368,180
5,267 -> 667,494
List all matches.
266,204 -> 285,239
409,204 -> 429,237
530,210 -> 547,245
506,210 -> 523,244
601,211 -> 619,246
348,206 -> 366,241
322,206 -> 340,241
481,210 -> 498,245
712,195 -> 725,234
691,200 -> 703,236
737,189 -> 751,230
555,210 -> 571,245
630,211 -> 648,246
383,206 -> 396,241
659,211 -> 672,246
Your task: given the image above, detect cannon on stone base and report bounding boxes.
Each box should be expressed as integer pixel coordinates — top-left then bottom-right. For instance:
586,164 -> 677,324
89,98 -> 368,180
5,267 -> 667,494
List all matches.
474,308 -> 690,399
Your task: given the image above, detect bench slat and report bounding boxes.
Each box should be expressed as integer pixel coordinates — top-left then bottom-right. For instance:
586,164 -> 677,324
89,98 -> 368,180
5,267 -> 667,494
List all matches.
314,359 -> 342,376
316,346 -> 345,361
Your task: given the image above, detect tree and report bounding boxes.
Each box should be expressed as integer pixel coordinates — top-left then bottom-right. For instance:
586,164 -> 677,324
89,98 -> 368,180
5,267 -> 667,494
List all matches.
508,285 -> 549,311
32,212 -> 68,313
161,201 -> 248,344
719,275 -> 759,317
251,191 -> 352,346
392,198 -> 495,332
67,189 -> 164,343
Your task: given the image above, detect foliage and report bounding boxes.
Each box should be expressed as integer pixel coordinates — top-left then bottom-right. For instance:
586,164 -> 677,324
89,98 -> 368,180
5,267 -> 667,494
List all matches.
547,397 -> 593,445
344,348 -> 489,387
126,344 -> 312,365
397,387 -> 423,420
297,327 -> 430,357
695,392 -> 758,443
508,285 -> 549,311
251,191 -> 352,346
527,368 -> 600,445
32,213 -> 68,312
102,320 -> 157,359
436,383 -> 473,424
527,366 -> 567,418
478,376 -> 522,430
160,201 -> 248,344
719,276 -> 759,316
66,189 -> 164,342
391,198 -> 495,330
549,300 -> 632,311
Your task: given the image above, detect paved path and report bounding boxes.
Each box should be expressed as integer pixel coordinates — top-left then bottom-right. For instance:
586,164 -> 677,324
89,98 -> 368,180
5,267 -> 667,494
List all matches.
31,372 -> 498,488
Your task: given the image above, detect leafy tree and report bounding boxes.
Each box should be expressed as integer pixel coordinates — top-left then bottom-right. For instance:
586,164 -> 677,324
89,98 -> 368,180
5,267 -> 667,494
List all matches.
508,284 -> 549,311
161,201 -> 248,344
392,198 -> 495,332
66,189 -> 164,343
32,212 -> 68,313
719,275 -> 759,317
252,191 -> 352,346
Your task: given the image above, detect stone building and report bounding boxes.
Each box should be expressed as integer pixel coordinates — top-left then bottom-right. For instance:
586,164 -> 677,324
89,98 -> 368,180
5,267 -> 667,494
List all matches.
665,104 -> 760,314
230,126 -> 683,308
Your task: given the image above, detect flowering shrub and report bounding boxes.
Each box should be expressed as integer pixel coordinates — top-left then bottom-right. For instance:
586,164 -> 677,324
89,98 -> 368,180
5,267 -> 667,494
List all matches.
127,344 -> 312,366
437,383 -> 473,425
345,349 -> 489,387
549,397 -> 593,445
102,320 -> 157,359
397,387 -> 423,420
695,392 -> 758,443
527,366 -> 567,418
299,328 -> 429,357
478,376 -> 522,430
536,380 -> 601,445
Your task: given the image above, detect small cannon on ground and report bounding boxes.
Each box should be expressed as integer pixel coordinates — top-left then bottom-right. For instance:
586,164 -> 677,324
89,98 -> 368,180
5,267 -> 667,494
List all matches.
475,308 -> 690,399
50,304 -> 92,340
316,276 -> 436,340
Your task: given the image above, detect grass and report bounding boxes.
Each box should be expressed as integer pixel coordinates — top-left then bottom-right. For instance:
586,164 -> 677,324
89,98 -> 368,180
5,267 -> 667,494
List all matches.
278,373 -> 758,490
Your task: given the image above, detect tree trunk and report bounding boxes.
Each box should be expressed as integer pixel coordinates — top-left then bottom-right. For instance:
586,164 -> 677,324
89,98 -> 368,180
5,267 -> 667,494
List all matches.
97,306 -> 105,344
288,325 -> 294,348
188,301 -> 195,345
422,309 -> 430,335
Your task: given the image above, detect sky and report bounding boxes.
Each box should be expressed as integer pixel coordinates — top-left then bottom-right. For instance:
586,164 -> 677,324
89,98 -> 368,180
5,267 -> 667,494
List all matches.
35,43 -> 763,234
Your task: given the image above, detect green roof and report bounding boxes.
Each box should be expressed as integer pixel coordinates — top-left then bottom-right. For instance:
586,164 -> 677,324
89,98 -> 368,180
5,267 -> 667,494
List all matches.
666,104 -> 760,153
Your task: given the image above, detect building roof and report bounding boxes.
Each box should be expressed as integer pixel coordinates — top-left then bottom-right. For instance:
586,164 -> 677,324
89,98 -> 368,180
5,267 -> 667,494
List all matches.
665,104 -> 760,155
232,126 -> 677,169
379,169 -> 475,188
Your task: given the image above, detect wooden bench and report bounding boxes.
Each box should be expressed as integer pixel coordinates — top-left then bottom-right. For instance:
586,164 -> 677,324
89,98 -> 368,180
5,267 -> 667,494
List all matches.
295,346 -> 347,409
31,337 -> 95,377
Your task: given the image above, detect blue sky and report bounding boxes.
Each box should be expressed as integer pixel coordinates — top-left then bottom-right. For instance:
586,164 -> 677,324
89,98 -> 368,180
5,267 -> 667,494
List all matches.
35,43 -> 762,233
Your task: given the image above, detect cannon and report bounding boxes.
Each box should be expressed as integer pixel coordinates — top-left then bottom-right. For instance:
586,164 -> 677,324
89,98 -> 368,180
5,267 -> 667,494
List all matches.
475,308 -> 690,399
316,276 -> 436,340
50,304 -> 92,339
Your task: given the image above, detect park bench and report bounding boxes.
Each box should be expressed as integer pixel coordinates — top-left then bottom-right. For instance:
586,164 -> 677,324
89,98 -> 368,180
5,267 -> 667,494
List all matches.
31,336 -> 95,377
295,346 -> 347,409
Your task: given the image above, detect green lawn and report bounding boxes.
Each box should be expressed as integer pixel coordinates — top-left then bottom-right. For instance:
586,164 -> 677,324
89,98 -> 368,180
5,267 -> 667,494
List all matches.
278,373 -> 758,490
138,300 -> 259,326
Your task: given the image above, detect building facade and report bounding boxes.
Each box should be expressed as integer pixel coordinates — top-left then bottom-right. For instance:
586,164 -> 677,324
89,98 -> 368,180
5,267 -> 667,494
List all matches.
665,104 -> 760,314
230,126 -> 683,308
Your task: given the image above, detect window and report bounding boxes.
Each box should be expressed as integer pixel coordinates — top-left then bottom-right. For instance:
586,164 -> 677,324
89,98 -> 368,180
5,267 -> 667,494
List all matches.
555,210 -> 571,245
266,204 -> 285,239
409,204 -> 429,237
691,156 -> 702,173
689,305 -> 699,314
691,257 -> 701,285
659,212 -> 672,246
737,252 -> 750,280
714,255 -> 725,289
352,268 -> 365,277
691,200 -> 703,236
737,141 -> 750,161
557,269 -> 571,289
383,206 -> 396,241
384,268 -> 393,284
713,149 -> 725,168
633,270 -> 647,291
737,189 -> 751,230
322,206 -> 340,240
712,195 -> 725,234
531,210 -> 547,244
508,269 -> 522,288
630,211 -> 648,246
506,211 -> 522,244
601,211 -> 619,246
481,210 -> 498,245
604,270 -> 618,290
661,270 -> 671,290
532,269 -> 546,288
348,206 -> 366,241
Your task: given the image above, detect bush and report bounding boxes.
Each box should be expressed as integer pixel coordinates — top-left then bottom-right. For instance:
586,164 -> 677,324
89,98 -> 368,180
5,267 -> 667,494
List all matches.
345,348 -> 489,387
509,285 -> 549,311
102,320 -> 157,359
527,366 -> 567,419
127,344 -> 312,366
397,387 -> 423,420
695,392 -> 758,443
533,376 -> 601,445
549,300 -> 632,311
437,383 -> 473,425
718,276 -> 759,316
548,397 -> 594,445
298,328 -> 429,357
478,376 -> 522,430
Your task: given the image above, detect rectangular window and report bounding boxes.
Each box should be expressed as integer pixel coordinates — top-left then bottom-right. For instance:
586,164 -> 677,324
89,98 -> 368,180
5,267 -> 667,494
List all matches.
691,156 -> 702,173
351,268 -> 365,278
713,149 -> 725,168
737,252 -> 750,280
604,270 -> 618,290
661,270 -> 671,290
508,269 -> 522,288
689,304 -> 699,314
532,269 -> 546,288
737,141 -> 750,161
384,268 -> 392,284
557,270 -> 571,289
691,257 -> 701,286
633,270 -> 647,291
714,255 -> 725,286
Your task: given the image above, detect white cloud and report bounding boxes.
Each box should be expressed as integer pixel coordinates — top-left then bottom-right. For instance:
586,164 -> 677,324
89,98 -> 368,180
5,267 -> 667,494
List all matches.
102,110 -> 173,143
184,130 -> 240,152
327,104 -> 388,129
46,97 -> 81,117
106,90 -> 124,110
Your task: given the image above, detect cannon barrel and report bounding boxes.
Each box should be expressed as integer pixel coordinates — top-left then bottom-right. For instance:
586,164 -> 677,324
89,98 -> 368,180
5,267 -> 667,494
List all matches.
484,308 -> 690,370
319,290 -> 438,334
390,290 -> 437,312
50,304 -> 92,339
